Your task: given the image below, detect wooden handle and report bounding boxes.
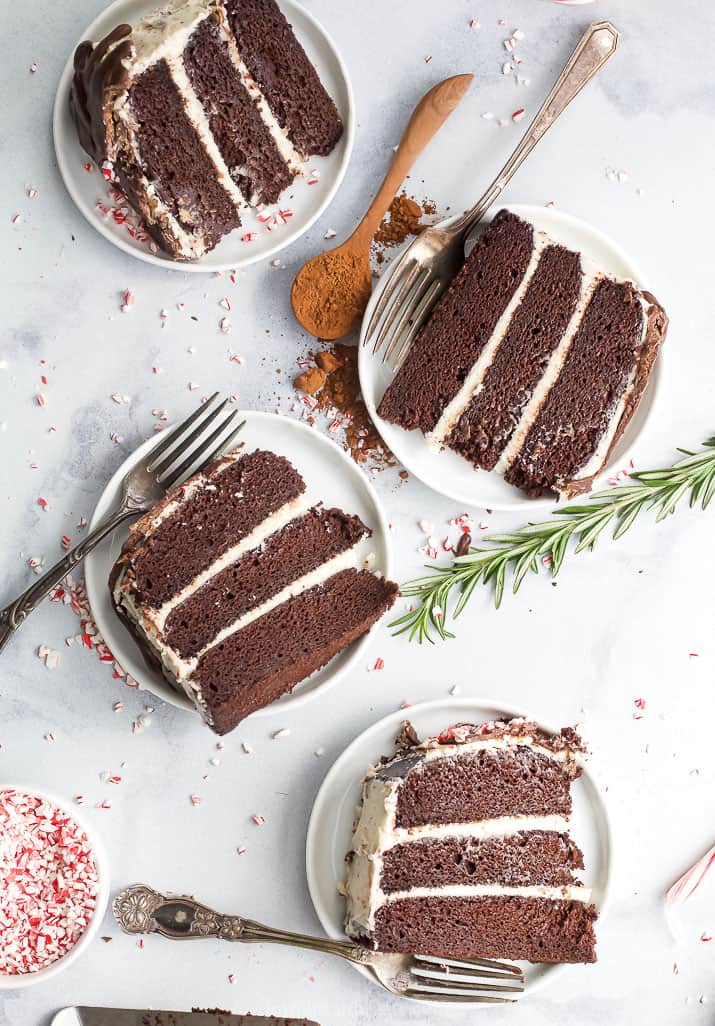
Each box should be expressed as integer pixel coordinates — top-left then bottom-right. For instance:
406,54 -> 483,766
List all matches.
350,74 -> 473,248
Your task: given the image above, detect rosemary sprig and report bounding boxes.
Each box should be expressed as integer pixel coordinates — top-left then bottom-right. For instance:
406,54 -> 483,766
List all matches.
391,436 -> 715,644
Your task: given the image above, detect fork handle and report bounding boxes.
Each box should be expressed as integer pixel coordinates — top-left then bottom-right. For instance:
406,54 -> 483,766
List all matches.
113,884 -> 372,966
0,505 -> 137,654
460,22 -> 619,234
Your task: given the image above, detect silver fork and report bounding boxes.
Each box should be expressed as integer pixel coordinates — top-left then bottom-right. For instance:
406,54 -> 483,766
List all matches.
364,21 -> 619,369
0,394 -> 245,654
113,884 -> 525,1005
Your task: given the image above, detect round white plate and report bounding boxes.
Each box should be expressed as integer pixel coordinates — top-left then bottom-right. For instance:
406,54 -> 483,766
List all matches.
84,410 -> 392,718
53,0 -> 354,272
306,696 -> 613,1001
359,203 -> 664,512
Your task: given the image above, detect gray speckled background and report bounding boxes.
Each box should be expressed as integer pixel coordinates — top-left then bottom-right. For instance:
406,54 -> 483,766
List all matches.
1,0 -> 714,1023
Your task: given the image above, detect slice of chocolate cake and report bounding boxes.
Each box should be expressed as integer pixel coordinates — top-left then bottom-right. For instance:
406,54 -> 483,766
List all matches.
344,719 -> 598,964
110,448 -> 397,733
377,209 -> 668,498
70,0 -> 343,259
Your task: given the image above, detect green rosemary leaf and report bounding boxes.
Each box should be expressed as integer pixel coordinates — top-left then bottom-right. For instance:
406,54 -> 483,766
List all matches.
552,530 -> 575,572
612,502 -> 642,539
702,472 -> 715,509
573,513 -> 613,554
512,549 -> 537,594
454,571 -> 484,618
392,434 -> 715,643
515,521 -> 564,538
656,479 -> 691,521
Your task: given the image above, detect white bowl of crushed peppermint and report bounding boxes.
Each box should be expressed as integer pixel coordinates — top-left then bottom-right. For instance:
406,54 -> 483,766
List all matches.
0,787 -> 110,987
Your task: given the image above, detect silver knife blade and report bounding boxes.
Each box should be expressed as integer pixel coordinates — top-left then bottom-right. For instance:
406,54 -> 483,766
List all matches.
71,1010 -> 319,1026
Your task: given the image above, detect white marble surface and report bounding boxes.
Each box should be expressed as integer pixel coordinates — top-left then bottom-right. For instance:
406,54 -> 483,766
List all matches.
1,0 -> 714,1022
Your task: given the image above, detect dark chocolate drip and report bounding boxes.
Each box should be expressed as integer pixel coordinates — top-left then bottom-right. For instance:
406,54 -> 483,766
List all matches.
70,24 -> 132,163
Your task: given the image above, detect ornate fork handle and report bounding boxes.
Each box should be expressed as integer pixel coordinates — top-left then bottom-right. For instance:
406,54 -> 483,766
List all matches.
113,884 -> 373,966
0,503 -> 140,654
459,21 -> 619,237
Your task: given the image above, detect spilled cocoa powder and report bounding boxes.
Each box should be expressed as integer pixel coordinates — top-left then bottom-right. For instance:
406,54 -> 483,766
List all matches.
373,192 -> 437,263
294,344 -> 396,469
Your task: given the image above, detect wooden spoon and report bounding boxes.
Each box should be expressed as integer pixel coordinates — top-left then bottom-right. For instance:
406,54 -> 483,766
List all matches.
290,74 -> 474,340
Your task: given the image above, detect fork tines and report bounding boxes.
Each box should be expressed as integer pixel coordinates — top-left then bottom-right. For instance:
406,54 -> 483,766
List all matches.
365,256 -> 443,371
145,393 -> 246,491
406,953 -> 525,1004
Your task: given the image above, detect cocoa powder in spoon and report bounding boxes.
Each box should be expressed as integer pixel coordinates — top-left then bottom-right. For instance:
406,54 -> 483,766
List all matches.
291,250 -> 372,339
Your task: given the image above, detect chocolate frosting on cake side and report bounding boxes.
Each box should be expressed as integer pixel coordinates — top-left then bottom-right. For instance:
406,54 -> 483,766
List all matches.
70,24 -> 133,164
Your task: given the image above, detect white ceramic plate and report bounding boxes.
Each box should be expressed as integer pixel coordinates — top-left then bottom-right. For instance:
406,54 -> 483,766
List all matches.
306,696 -> 613,1001
84,410 -> 392,718
53,0 -> 354,272
0,786 -> 110,990
359,204 -> 664,512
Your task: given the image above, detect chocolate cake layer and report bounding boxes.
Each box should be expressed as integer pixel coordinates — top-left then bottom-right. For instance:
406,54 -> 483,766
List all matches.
377,210 -> 534,433
505,278 -> 649,497
128,60 -> 241,250
447,244 -> 583,469
379,832 -> 584,893
164,507 -> 369,658
226,0 -> 343,157
183,16 -> 293,206
126,450 -> 305,609
193,568 -> 398,734
373,895 -> 597,963
393,748 -> 578,829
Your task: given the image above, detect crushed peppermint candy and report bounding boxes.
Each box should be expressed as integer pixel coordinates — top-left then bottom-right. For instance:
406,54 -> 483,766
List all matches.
666,844 -> 715,907
37,645 -> 60,670
0,789 -> 100,974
